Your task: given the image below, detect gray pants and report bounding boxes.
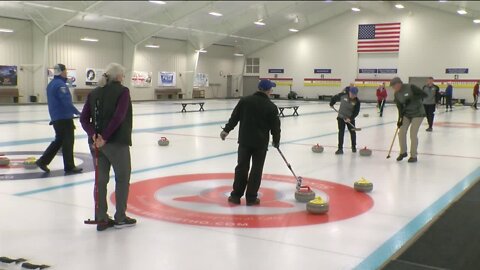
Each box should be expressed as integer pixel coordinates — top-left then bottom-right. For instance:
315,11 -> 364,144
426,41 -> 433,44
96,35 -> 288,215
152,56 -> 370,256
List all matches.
91,143 -> 131,222
398,116 -> 424,158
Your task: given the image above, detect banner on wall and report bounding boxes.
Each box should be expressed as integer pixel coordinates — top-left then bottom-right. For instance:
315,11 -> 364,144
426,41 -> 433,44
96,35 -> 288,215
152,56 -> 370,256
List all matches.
131,71 -> 152,88
158,71 -> 176,87
194,73 -> 209,87
48,68 -> 77,88
0,65 -> 18,86
86,68 -> 104,86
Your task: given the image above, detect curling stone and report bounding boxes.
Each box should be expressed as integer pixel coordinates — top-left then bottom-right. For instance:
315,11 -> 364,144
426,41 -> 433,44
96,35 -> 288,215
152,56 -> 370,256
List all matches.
0,157 -> 10,166
23,157 -> 38,169
157,137 -> 170,146
295,186 -> 316,203
311,144 -> 324,153
354,177 -> 373,192
363,113 -> 369,117
306,196 -> 329,214
359,147 -> 372,156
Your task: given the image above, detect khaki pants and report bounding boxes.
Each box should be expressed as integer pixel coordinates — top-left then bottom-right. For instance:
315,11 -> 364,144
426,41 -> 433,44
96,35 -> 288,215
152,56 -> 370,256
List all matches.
398,116 -> 424,158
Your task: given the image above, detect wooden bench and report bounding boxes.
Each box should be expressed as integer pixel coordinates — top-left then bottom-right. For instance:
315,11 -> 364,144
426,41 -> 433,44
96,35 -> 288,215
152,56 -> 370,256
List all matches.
193,89 -> 205,99
74,88 -> 93,102
155,88 -> 183,100
0,88 -> 20,103
318,95 -> 333,101
177,102 -> 205,113
278,106 -> 299,117
270,94 -> 281,99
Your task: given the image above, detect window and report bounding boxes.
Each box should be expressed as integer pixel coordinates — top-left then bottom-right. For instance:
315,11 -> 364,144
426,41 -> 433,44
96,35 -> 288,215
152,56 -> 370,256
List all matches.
245,58 -> 260,74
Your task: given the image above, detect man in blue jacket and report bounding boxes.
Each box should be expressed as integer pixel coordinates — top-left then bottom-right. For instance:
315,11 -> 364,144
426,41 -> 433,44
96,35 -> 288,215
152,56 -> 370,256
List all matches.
36,64 -> 82,174
445,83 -> 453,112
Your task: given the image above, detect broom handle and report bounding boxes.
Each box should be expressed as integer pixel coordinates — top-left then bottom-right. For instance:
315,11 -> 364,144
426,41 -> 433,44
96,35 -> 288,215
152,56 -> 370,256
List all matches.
387,127 -> 399,158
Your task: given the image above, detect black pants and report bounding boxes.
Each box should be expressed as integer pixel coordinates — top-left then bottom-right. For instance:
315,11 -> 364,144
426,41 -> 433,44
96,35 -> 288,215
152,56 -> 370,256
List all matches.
424,104 -> 436,128
446,96 -> 453,110
473,95 -> 478,109
231,145 -> 267,202
38,119 -> 76,170
378,99 -> 386,116
337,117 -> 356,149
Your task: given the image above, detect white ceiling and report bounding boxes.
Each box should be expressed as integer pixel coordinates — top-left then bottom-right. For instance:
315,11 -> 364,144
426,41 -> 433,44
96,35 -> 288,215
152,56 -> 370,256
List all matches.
0,1 -> 479,54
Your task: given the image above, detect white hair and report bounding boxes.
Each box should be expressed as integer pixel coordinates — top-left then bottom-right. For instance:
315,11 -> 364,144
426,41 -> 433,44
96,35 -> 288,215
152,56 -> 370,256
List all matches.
97,63 -> 125,87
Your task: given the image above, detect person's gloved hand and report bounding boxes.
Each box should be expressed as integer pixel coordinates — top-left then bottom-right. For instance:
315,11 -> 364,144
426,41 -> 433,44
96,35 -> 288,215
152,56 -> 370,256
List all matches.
220,131 -> 229,141
397,118 -> 403,128
272,141 -> 280,149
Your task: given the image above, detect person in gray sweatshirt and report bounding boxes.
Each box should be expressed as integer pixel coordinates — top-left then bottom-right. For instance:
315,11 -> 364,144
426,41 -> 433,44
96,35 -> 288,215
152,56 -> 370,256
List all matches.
330,87 -> 361,155
422,77 -> 440,132
390,77 -> 427,163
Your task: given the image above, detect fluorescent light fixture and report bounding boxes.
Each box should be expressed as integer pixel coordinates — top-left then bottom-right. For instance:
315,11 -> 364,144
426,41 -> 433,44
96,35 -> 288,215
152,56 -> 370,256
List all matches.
457,9 -> 467,15
53,7 -> 75,13
439,0 -> 447,2
352,7 -> 361,12
395,4 -> 404,9
0,28 -> 14,33
80,37 -> 99,42
474,19 -> 480,24
145,44 -> 160,48
289,28 -> 299,32
196,49 -> 207,53
234,53 -> 244,57
149,1 -> 166,4
209,12 -> 223,17
254,20 -> 266,26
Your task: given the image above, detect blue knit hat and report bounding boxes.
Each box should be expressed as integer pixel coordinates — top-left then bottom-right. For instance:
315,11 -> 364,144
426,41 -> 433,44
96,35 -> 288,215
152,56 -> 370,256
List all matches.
258,79 -> 276,91
350,87 -> 359,96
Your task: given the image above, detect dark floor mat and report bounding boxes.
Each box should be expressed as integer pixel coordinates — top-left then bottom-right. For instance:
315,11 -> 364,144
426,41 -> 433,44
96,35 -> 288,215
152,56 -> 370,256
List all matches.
384,260 -> 448,270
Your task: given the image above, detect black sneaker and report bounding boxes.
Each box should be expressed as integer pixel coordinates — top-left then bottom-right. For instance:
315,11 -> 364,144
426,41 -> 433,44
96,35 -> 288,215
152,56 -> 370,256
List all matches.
228,196 -> 241,205
35,160 -> 50,173
352,147 -> 357,153
97,218 -> 115,232
246,199 -> 260,206
114,216 -> 137,229
335,149 -> 344,155
426,128 -> 433,132
65,167 -> 83,175
396,153 -> 408,161
408,157 -> 418,163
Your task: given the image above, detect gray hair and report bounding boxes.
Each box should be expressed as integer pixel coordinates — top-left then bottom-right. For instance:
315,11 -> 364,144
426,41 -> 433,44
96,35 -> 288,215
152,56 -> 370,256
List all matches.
97,63 -> 125,87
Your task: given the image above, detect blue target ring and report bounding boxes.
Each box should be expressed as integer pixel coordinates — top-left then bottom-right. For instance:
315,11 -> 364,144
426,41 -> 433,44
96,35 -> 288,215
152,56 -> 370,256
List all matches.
0,151 -> 93,181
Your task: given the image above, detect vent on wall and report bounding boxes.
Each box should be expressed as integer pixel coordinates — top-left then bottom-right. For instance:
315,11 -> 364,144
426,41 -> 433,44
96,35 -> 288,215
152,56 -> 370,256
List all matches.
245,58 -> 260,74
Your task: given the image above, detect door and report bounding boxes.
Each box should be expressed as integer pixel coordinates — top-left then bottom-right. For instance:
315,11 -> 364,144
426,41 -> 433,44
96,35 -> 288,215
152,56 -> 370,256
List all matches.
242,76 -> 259,97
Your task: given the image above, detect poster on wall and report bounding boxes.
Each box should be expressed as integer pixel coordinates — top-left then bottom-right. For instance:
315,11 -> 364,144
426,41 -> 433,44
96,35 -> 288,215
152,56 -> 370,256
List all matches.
131,71 -> 152,88
0,65 -> 18,86
48,68 -> 77,88
86,68 -> 104,86
158,71 -> 176,87
194,73 -> 209,87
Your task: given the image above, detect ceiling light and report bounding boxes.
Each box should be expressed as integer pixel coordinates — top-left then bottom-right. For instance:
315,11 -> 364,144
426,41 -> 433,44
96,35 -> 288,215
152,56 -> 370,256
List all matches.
80,37 -> 98,42
352,7 -> 361,12
439,0 -> 447,2
234,53 -> 244,57
395,4 -> 404,9
209,12 -> 223,17
145,44 -> 160,48
254,20 -> 266,26
0,28 -> 14,33
196,49 -> 207,53
149,1 -> 166,4
474,19 -> 480,24
457,9 -> 467,15
289,28 -> 299,32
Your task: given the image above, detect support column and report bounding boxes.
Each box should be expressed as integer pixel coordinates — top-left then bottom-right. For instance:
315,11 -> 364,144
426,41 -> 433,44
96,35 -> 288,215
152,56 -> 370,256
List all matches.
184,44 -> 199,99
123,34 -> 137,90
32,24 -> 48,103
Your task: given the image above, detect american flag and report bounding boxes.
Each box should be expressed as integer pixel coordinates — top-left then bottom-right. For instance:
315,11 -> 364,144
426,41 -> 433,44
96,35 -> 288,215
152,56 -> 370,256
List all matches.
357,23 -> 401,53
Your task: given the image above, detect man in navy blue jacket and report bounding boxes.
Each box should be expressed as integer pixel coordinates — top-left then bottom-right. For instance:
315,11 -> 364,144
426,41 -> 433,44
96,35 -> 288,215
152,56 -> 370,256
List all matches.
36,64 -> 82,174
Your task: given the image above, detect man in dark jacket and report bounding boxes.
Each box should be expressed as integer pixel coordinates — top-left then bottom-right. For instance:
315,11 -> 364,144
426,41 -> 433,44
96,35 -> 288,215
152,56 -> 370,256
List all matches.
36,63 -> 82,174
330,87 -> 361,155
422,77 -> 440,132
221,79 -> 281,206
391,77 -> 427,163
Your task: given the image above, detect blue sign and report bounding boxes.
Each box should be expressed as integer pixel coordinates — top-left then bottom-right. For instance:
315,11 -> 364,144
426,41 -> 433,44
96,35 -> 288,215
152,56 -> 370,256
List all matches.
359,69 -> 378,74
314,69 -> 332,74
378,69 -> 397,74
268,69 -> 284,74
446,68 -> 468,74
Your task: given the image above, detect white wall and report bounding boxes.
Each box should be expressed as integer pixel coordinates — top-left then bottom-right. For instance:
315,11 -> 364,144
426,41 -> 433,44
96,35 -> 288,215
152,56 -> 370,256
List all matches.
197,45 -> 236,98
249,3 -> 480,102
0,17 -> 33,103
